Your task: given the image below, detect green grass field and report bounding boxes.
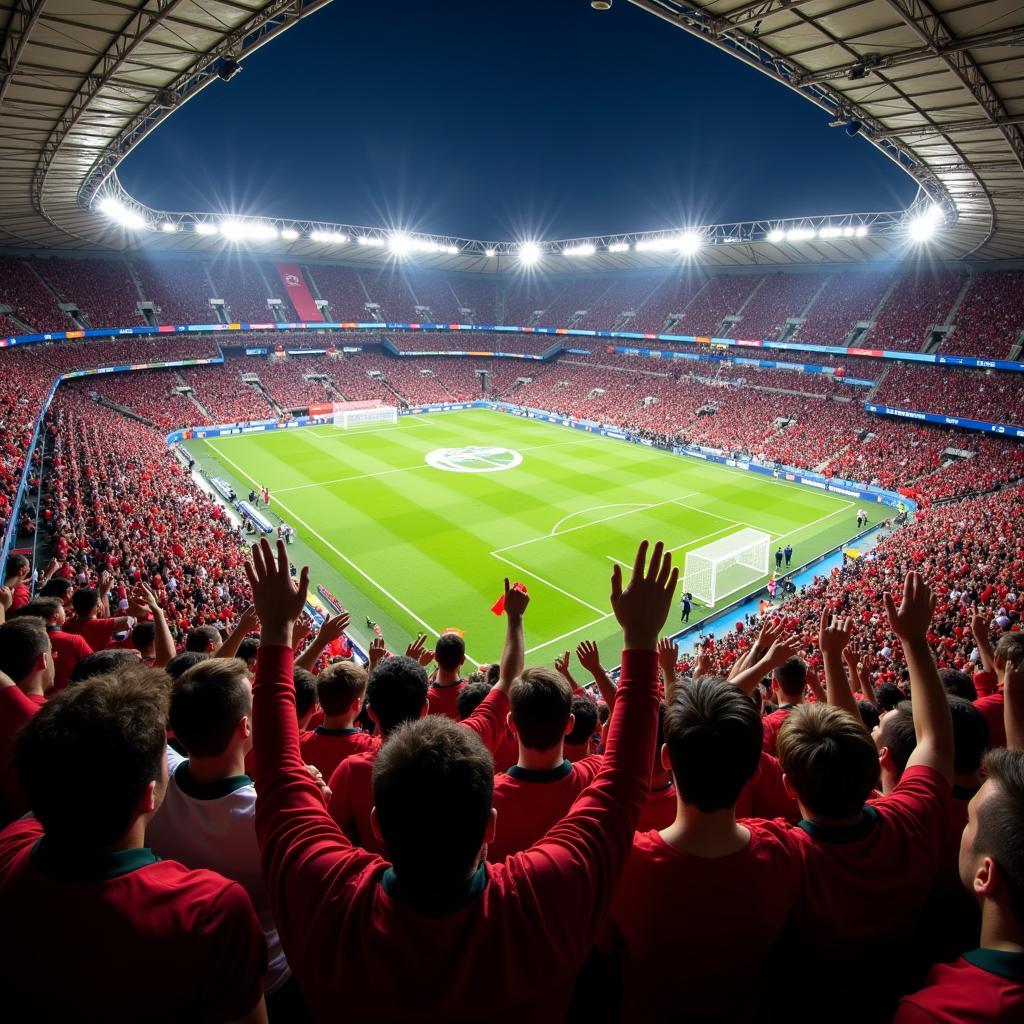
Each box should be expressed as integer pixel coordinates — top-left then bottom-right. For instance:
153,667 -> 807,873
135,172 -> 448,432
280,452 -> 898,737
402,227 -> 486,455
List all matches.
186,409 -> 861,666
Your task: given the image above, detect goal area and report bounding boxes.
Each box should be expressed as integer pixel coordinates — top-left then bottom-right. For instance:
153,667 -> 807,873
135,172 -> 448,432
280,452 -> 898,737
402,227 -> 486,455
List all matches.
682,528 -> 771,607
330,402 -> 398,429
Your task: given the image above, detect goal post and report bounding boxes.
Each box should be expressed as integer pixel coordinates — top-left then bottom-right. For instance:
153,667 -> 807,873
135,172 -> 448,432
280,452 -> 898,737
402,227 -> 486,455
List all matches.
682,528 -> 771,607
331,403 -> 398,429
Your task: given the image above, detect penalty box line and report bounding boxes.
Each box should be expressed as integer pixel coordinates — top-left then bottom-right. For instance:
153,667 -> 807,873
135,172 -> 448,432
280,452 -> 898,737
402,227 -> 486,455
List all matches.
201,440 -> 483,668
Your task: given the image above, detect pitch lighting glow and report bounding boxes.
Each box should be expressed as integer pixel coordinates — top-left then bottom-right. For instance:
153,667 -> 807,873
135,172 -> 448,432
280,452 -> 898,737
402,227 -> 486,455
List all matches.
160,222 -> 178,233
908,204 -> 943,243
563,243 -> 596,257
194,222 -> 218,235
518,242 -> 542,266
281,228 -> 299,240
98,198 -> 146,230
767,228 -> 785,243
785,228 -> 817,242
310,230 -> 349,244
678,231 -> 703,256
607,242 -> 630,253
819,226 -> 843,239
484,248 -> 496,258
220,220 -> 278,241
357,236 -> 386,247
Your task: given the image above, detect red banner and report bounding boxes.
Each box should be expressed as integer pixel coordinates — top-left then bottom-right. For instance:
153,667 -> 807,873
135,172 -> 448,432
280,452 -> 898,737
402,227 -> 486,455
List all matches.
276,263 -> 324,322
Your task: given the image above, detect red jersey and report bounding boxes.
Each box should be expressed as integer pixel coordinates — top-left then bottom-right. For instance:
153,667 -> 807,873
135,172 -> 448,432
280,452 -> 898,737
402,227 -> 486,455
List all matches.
895,950 -> 1024,1023
427,681 -> 464,720
0,684 -> 39,826
489,755 -> 602,861
973,691 -> 1005,750
761,704 -> 796,754
298,726 -> 377,780
0,817 -> 267,1021
328,685 -> 512,855
64,616 -> 121,652
252,644 -> 658,1024
765,765 -> 950,1017
48,628 -> 93,692
602,823 -> 800,1022
637,783 -> 676,832
10,583 -> 30,611
736,751 -> 800,822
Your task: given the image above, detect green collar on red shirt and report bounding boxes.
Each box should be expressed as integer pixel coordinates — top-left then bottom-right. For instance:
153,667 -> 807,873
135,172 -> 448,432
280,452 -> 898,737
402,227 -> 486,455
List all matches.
314,726 -> 359,737
795,804 -> 880,844
381,863 -> 488,918
505,759 -> 573,783
174,761 -> 252,800
964,949 -> 1024,982
31,837 -> 160,881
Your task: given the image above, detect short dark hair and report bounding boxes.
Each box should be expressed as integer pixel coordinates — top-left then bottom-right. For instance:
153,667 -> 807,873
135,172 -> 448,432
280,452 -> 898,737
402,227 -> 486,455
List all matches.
486,663 -> 500,686
876,682 -> 907,713
457,681 -> 492,720
294,668 -> 318,719
949,697 -> 988,776
509,667 -> 572,751
566,694 -> 599,747
71,587 -> 99,618
773,656 -> 806,698
166,651 -> 208,680
70,649 -> 139,684
0,618 -> 50,683
664,677 -> 762,812
940,668 -> 976,702
237,637 -> 260,664
373,715 -> 493,886
975,748 -> 1024,922
366,656 -> 429,735
5,553 -> 29,580
38,578 -> 73,601
777,704 -> 880,819
435,633 -> 466,672
995,632 -> 1024,670
15,669 -> 170,847
857,700 -> 881,732
879,704 -> 917,774
316,661 -> 367,715
131,621 -> 156,651
169,659 -> 251,757
185,625 -> 221,653
11,597 -> 62,624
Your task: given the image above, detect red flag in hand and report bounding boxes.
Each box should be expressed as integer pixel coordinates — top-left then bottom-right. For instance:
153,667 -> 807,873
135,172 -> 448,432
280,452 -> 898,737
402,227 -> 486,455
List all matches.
491,581 -> 528,616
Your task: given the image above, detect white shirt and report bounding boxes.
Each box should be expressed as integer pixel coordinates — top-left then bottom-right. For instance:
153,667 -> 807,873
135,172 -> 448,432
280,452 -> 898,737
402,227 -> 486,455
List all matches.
149,749 -> 291,993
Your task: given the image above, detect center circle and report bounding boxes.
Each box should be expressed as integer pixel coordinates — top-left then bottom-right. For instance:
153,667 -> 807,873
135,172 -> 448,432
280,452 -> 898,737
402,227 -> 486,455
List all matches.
425,446 -> 523,473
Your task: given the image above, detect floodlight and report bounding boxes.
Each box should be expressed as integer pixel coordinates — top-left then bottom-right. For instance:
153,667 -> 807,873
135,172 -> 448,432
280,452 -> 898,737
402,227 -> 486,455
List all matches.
310,230 -> 349,244
519,242 -> 541,266
98,197 -> 146,230
784,227 -> 816,242
563,243 -> 596,257
220,220 -> 278,241
908,214 -> 937,243
635,236 -> 679,252
767,228 -> 785,243
160,222 -> 178,233
389,232 -> 413,256
678,231 -> 703,256
281,228 -> 299,240
444,245 -> 458,255
195,222 -> 218,235
357,236 -> 385,247
608,242 -> 630,253
484,248 -> 496,258
855,225 -> 868,237
819,226 -> 842,239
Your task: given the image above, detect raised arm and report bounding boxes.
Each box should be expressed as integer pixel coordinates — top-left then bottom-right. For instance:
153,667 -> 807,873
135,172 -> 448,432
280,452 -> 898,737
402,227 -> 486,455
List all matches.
577,639 -> 617,709
731,633 -> 802,696
1005,661 -> 1024,752
970,609 -> 997,677
885,571 -> 954,781
656,637 -> 678,703
294,610 -> 350,672
214,605 -> 260,659
554,650 -> 581,692
133,584 -> 176,668
496,579 -> 529,696
819,608 -> 859,720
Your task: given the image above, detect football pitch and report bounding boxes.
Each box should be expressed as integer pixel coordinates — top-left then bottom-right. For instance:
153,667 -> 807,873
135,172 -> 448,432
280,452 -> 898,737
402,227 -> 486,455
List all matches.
185,409 -> 861,666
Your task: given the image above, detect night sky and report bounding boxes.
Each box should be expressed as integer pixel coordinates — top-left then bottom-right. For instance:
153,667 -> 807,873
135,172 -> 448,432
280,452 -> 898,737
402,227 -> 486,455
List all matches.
119,0 -> 918,241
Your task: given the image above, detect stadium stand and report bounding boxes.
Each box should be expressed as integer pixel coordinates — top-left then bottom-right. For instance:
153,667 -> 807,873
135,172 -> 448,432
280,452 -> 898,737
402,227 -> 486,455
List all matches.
207,261 -> 280,323
796,271 -> 892,346
132,257 -> 218,324
0,256 -> 70,333
865,270 -> 967,352
305,264 -> 368,320
730,272 -> 828,341
29,257 -> 144,330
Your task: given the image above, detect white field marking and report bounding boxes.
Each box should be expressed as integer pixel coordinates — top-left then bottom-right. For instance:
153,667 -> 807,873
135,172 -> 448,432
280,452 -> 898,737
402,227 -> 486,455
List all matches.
299,418 -> 436,440
775,501 -> 855,542
202,440 -> 481,667
490,551 -> 607,616
668,500 -> 779,537
605,523 -> 737,567
550,502 -> 653,537
495,492 -> 698,556
525,612 -> 615,656
272,438 -> 588,495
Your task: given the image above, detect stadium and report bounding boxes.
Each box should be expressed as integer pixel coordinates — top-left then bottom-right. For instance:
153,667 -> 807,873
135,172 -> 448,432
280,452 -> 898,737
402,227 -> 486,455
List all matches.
0,0 -> 1022,1021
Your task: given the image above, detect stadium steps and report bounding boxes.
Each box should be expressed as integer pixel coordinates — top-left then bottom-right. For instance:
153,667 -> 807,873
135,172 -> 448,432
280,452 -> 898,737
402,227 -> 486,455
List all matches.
93,395 -> 156,429
942,274 -> 975,328
182,390 -> 213,422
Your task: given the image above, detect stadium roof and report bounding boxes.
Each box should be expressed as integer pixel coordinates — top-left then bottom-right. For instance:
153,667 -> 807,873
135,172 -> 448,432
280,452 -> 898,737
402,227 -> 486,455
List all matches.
0,0 -> 1020,271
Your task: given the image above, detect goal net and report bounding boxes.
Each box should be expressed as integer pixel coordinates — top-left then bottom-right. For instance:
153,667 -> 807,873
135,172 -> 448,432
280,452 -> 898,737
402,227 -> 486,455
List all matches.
331,404 -> 398,429
682,528 -> 771,607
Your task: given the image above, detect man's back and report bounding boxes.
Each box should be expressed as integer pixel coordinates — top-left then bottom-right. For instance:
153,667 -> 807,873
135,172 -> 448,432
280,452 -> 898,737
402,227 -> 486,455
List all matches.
489,756 -> 602,860
761,706 -> 794,754
0,817 -> 266,1022
427,681 -> 464,720
299,726 -> 377,780
327,748 -> 381,853
895,952 -> 1024,1024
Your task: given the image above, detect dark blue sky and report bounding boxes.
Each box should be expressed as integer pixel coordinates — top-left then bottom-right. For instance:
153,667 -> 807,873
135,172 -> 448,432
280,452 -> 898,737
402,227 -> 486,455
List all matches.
120,0 -> 917,240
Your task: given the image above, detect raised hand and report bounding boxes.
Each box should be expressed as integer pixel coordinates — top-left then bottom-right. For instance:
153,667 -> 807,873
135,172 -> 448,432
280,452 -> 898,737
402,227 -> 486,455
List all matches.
405,634 -> 431,664
368,634 -> 388,670
754,616 -> 783,657
656,636 -> 678,678
236,604 -> 261,634
819,608 -> 855,657
243,538 -> 310,647
318,610 -> 349,644
291,617 -> 312,649
503,578 -> 529,619
764,633 -> 803,670
554,650 -> 572,680
694,642 -> 717,680
883,571 -> 935,644
575,640 -> 602,674
0,585 -> 12,611
610,540 -> 678,651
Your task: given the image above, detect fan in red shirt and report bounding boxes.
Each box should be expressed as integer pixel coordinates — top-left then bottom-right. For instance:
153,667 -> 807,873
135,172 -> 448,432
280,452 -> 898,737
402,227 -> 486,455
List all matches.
601,676 -> 801,1022
761,654 -> 807,753
0,666 -> 268,1022
426,631 -> 466,719
972,632 -> 1024,751
64,585 -> 136,652
11,596 -> 92,692
3,553 -> 32,612
246,536 -> 676,1024
298,659 -> 376,779
763,576 -> 956,1021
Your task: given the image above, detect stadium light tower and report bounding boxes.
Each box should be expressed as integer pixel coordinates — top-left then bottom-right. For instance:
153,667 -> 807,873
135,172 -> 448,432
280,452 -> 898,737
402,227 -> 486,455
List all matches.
519,241 -> 542,266
678,231 -> 703,256
908,204 -> 943,243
